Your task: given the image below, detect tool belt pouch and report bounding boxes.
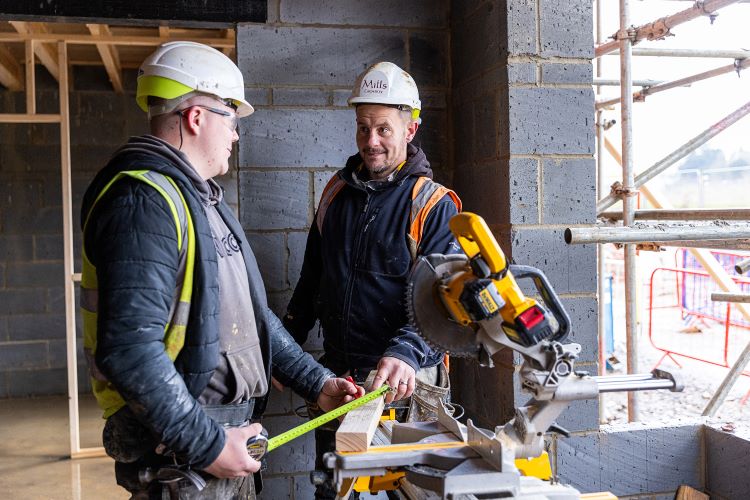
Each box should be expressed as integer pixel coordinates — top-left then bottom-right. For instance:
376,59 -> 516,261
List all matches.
406,362 -> 452,423
103,406 -> 160,463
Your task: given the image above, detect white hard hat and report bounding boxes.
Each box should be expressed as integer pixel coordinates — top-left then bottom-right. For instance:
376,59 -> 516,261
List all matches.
136,41 -> 254,118
348,62 -> 421,120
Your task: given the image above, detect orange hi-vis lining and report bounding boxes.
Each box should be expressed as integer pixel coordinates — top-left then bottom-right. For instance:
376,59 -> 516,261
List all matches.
315,173 -> 461,261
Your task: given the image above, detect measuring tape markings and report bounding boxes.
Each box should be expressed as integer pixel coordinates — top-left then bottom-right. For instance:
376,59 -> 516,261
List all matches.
266,384 -> 391,452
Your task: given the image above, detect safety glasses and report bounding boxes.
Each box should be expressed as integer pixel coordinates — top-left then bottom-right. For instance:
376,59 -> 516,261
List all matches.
179,104 -> 238,131
196,105 -> 238,131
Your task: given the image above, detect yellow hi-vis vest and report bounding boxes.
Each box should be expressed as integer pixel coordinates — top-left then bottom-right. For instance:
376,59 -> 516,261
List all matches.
315,174 -> 462,261
81,170 -> 196,418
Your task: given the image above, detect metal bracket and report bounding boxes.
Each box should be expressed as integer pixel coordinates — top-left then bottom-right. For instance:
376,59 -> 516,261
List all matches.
635,242 -> 664,252
696,1 -> 719,24
734,58 -> 744,77
643,19 -> 673,41
610,181 -> 639,198
613,26 -> 638,43
597,118 -> 616,131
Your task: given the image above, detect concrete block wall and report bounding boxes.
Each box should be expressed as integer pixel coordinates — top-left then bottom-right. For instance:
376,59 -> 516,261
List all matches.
0,66 -> 240,398
549,419 -> 750,499
235,1 -> 450,496
449,0 -> 597,432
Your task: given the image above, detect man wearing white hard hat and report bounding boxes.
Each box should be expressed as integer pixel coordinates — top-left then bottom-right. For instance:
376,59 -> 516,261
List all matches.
284,61 -> 462,499
80,41 -> 362,499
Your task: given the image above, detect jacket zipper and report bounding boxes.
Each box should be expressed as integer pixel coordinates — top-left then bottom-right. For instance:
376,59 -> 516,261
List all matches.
341,190 -> 371,366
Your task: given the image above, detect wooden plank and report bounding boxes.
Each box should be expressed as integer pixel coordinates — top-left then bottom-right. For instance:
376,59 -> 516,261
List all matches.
0,0 -> 266,23
336,394 -> 385,452
25,40 -> 35,113
675,485 -> 709,500
158,26 -> 170,38
221,28 -> 234,57
0,32 -> 234,48
0,113 -> 62,123
9,21 -> 60,81
0,44 -> 23,91
86,24 -> 123,93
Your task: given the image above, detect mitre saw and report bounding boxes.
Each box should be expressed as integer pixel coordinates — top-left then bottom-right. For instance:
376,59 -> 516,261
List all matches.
324,212 -> 683,499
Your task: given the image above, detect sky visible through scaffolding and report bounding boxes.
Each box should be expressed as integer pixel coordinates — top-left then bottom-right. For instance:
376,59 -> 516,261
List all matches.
598,1 -> 750,208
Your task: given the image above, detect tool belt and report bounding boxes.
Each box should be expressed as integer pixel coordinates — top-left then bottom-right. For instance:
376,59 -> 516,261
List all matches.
106,399 -> 256,496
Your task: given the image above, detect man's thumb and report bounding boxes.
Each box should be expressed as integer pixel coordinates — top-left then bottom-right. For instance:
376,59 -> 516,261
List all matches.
244,423 -> 264,440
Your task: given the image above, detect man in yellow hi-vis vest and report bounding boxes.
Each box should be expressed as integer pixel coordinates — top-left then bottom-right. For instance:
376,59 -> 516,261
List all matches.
81,41 -> 362,499
283,62 -> 462,499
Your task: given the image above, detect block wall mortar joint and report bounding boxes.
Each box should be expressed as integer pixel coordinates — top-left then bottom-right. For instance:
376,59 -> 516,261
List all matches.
268,22 -> 443,32
308,170 -> 316,225
537,157 -> 543,223
511,223 -> 580,230
540,83 -> 592,89
535,0 -> 542,55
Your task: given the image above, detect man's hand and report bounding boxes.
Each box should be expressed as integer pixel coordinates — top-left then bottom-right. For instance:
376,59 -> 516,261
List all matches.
316,377 -> 365,412
371,357 -> 416,404
203,424 -> 263,478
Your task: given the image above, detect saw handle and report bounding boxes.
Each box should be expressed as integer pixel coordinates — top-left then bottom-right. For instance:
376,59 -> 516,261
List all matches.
448,213 -> 507,275
508,265 -> 571,343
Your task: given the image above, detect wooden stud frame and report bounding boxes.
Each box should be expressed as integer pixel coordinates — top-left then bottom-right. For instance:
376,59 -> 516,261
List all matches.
0,38 -> 105,459
1,22 -> 238,459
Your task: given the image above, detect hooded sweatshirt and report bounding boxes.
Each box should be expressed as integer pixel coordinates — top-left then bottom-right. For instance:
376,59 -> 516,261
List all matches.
106,136 -> 268,403
284,143 -> 460,374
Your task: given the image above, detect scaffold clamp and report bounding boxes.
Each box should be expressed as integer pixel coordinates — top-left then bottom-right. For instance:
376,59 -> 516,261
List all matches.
734,58 -> 744,77
610,181 -> 639,198
613,26 -> 638,43
695,1 -> 719,24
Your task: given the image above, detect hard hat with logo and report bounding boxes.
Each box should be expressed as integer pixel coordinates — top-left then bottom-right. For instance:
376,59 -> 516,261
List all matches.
348,62 -> 421,121
136,41 -> 254,118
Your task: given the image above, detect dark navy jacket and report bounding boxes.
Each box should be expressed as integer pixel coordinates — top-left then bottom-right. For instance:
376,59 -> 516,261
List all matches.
284,144 -> 460,374
82,143 -> 333,469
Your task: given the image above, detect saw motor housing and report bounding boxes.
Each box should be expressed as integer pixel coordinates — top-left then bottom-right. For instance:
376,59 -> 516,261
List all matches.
438,213 -> 562,348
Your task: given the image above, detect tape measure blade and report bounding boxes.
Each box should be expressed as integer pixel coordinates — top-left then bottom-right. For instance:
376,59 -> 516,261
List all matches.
266,384 -> 389,452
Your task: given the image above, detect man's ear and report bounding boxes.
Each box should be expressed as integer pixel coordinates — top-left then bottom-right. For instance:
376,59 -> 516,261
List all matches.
405,121 -> 419,143
182,106 -> 204,135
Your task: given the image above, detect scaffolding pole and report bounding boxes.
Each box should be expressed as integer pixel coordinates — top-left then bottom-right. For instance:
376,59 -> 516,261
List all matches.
703,327 -> 750,416
596,57 -> 750,109
617,0 -> 640,422
597,100 -> 750,214
620,47 -> 750,59
565,223 -> 750,245
735,257 -> 750,274
600,208 -> 750,221
595,0 -> 607,427
711,292 -> 750,303
595,0 -> 741,58
593,78 -> 666,87
644,239 -> 750,250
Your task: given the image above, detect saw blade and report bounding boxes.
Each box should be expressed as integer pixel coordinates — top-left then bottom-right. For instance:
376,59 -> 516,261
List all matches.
406,254 -> 480,357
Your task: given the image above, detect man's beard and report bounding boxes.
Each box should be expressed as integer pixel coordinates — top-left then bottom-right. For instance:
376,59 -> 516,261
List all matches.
363,147 -> 390,177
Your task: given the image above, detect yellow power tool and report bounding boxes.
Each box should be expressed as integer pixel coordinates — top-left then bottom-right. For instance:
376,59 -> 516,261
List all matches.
407,212 -> 570,363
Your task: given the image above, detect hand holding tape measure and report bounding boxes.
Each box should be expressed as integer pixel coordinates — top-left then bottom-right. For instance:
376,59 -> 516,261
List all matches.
246,383 -> 391,460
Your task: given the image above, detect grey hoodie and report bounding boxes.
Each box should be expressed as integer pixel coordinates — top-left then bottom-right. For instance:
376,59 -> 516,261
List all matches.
114,135 -> 268,404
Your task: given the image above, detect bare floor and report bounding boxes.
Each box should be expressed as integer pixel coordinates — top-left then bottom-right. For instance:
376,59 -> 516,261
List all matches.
0,394 -> 127,500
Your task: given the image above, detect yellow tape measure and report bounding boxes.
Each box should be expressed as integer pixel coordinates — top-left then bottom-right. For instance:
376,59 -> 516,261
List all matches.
258,384 -> 391,455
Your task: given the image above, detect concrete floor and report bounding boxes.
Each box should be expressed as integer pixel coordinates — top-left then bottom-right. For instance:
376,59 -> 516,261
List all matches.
0,394 -> 127,500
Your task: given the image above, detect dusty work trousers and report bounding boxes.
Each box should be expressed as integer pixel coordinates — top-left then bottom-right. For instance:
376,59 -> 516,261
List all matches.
308,365 -> 443,500
106,402 -> 258,500
126,470 -> 255,500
